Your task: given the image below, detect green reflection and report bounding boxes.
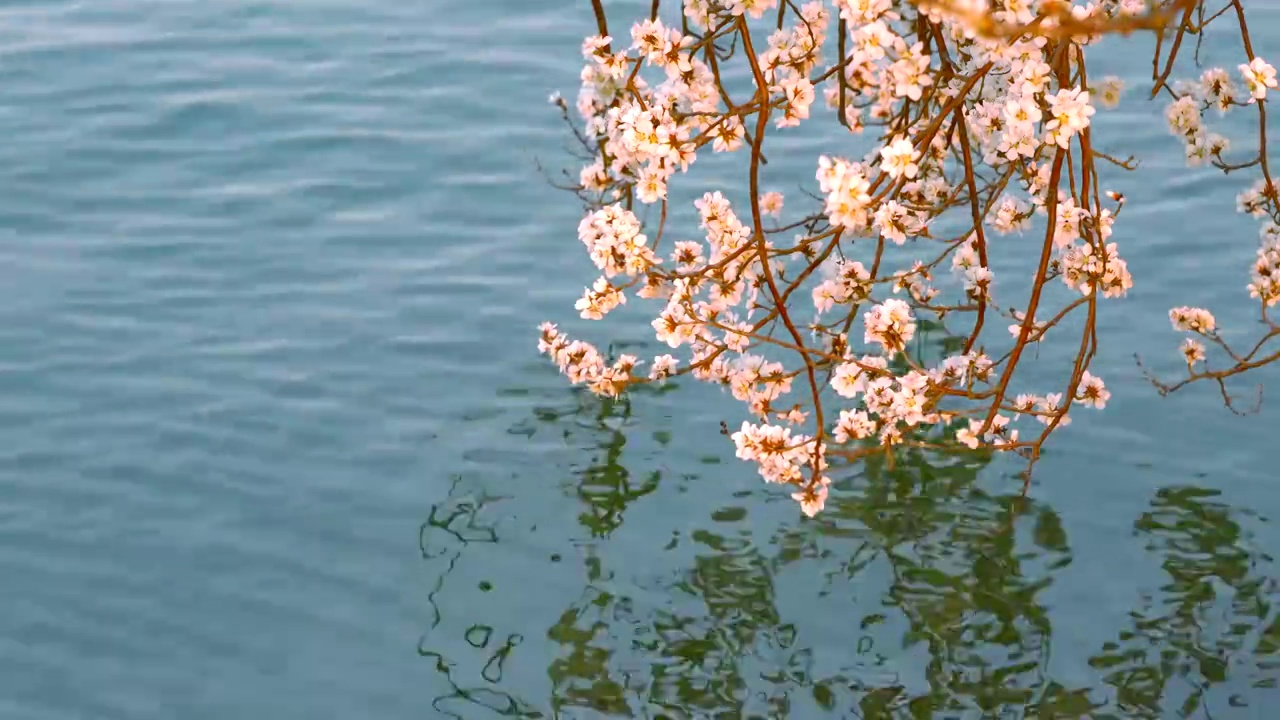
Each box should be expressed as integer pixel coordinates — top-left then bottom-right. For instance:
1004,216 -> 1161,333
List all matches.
801,450 -> 1088,717
568,393 -> 661,538
1089,486 -> 1280,719
572,447 -> 1091,718
424,389 -> 1280,718
417,475 -> 544,718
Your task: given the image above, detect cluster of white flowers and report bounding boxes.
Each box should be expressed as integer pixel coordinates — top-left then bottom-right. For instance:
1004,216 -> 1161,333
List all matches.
949,233 -> 996,300
1043,87 -> 1096,149
1059,238 -> 1132,298
813,258 -> 872,313
880,136 -> 921,179
540,0 -> 1276,518
962,42 -> 1094,166
1169,306 -> 1218,334
1159,55 -> 1280,375
817,155 -> 874,233
760,3 -> 830,127
863,298 -> 917,352
731,420 -> 829,515
1166,306 -> 1220,370
1237,180 -> 1275,218
1096,76 -> 1123,109
956,414 -> 1017,450
820,3 -> 936,124
1250,226 -> 1280,307
578,204 -> 654,277
1240,57 -> 1278,102
1181,337 -> 1206,366
575,277 -> 626,320
1164,70 -> 1235,167
1043,192 -> 1132,298
538,322 -> 636,397
992,195 -> 1031,234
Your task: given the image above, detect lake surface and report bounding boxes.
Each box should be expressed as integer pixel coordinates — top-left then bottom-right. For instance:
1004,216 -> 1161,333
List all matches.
1,1 -> 1278,717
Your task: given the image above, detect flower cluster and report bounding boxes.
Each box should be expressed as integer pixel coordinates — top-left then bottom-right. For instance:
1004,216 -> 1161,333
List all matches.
818,155 -> 875,233
540,0 -> 1279,517
813,258 -> 872,313
1157,51 -> 1280,388
1250,228 -> 1280,307
863,298 -> 917,352
538,322 -> 636,397
1169,306 -> 1217,334
1240,57 -> 1278,102
578,204 -> 657,278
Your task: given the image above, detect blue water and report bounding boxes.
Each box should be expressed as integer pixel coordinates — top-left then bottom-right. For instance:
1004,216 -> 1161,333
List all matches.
0,1 -> 1278,717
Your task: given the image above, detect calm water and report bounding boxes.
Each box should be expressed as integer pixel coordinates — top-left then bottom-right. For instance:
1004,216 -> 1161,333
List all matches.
1,1 -> 1278,718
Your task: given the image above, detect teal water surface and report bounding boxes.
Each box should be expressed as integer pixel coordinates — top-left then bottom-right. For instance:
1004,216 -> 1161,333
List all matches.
1,1 -> 1279,718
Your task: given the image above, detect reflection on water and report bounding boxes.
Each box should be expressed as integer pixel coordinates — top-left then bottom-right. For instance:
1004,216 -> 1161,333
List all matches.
418,474 -> 541,718
420,390 -> 1279,718
1091,487 -> 1280,719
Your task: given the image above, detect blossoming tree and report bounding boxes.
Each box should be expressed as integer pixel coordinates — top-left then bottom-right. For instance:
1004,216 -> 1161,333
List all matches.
537,0 -> 1280,516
